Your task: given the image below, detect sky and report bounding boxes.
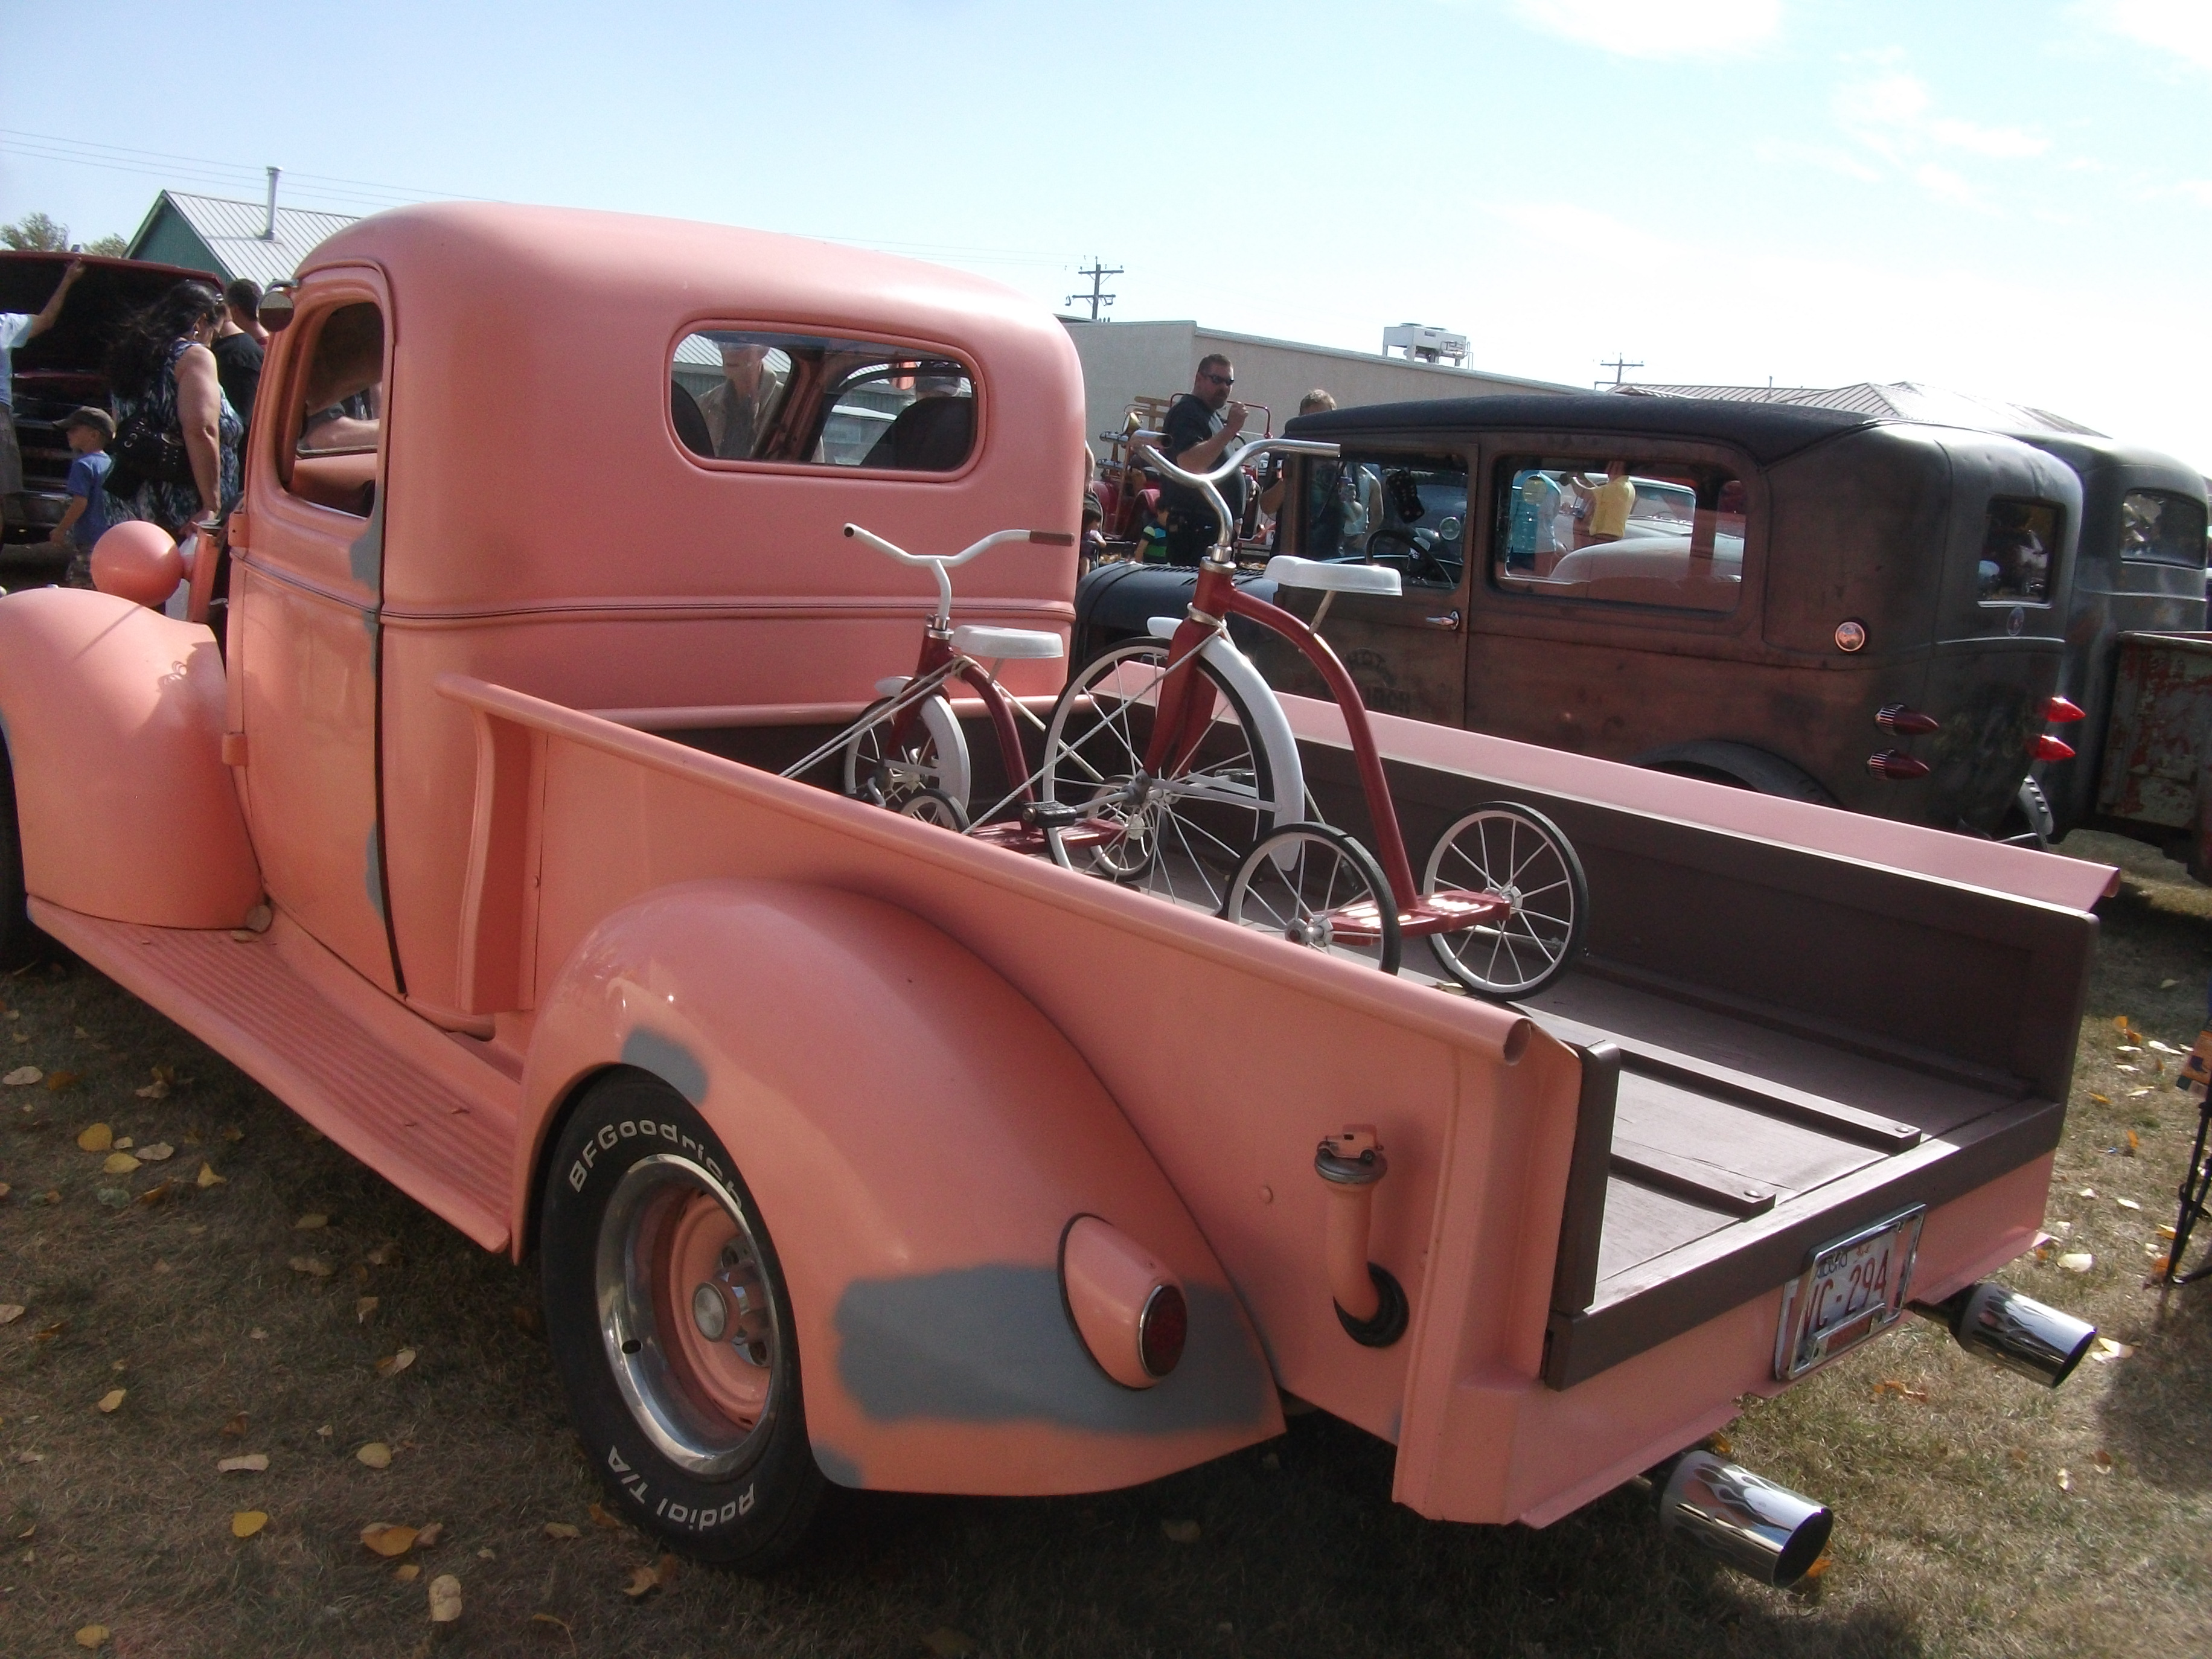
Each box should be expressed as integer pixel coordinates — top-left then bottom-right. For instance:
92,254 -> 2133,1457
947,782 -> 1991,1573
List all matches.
5,0 -> 2210,468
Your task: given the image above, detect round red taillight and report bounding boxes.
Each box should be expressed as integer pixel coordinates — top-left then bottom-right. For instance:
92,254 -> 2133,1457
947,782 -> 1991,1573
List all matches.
1139,1282 -> 1188,1379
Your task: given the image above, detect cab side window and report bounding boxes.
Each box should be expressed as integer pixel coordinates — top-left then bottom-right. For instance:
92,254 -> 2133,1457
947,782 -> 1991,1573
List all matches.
1287,453 -> 1466,589
1977,499 -> 2060,605
280,302 -> 383,518
2118,490 -> 2207,570
1490,455 -> 1745,615
671,330 -> 976,473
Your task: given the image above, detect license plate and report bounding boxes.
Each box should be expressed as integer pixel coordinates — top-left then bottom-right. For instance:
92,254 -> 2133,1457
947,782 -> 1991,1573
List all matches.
1773,1207 -> 1925,1380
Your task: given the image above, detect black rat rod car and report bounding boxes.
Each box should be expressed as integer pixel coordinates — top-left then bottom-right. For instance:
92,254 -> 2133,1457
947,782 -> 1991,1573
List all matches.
1075,394 -> 2086,838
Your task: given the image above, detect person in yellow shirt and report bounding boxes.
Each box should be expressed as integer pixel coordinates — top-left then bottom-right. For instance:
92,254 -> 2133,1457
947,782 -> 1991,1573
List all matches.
1568,460 -> 1635,545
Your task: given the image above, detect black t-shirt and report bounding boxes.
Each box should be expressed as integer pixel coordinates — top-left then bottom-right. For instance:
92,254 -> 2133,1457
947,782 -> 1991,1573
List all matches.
1160,392 -> 1246,521
212,332 -> 264,426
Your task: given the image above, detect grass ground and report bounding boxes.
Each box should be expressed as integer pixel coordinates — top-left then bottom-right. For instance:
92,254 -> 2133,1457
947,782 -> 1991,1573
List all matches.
0,831 -> 2207,1658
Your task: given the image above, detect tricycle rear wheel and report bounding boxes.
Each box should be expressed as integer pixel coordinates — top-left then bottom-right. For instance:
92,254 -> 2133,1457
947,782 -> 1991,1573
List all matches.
540,1070 -> 825,1567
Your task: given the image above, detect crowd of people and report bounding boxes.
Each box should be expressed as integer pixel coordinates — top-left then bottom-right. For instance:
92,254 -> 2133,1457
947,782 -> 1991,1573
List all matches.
0,264 -> 265,587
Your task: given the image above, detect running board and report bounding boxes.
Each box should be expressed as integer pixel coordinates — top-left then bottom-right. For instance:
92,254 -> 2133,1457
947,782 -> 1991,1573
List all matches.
31,901 -> 519,1251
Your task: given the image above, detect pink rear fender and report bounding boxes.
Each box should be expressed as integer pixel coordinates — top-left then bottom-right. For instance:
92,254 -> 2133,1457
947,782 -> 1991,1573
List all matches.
522,878 -> 1284,1497
0,589 -> 261,927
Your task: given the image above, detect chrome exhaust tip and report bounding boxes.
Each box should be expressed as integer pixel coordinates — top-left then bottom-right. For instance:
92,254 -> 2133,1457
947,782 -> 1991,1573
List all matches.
1652,1450 -> 1833,1588
1914,1282 -> 2097,1389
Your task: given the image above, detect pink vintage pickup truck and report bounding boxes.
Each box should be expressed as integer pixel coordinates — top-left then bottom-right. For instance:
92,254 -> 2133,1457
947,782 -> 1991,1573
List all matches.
0,205 -> 2105,1582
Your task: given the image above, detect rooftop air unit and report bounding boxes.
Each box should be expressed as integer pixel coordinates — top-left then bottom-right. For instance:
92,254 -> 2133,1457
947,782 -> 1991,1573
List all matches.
1382,324 -> 1468,366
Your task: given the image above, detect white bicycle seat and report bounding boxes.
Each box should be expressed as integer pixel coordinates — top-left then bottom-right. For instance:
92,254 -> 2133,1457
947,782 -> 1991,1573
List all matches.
951,624 -> 1063,660
1263,555 -> 1403,597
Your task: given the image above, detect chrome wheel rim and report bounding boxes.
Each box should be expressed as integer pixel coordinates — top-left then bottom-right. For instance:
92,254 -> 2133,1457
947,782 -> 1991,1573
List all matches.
1424,808 -> 1581,996
596,1153 -> 782,1478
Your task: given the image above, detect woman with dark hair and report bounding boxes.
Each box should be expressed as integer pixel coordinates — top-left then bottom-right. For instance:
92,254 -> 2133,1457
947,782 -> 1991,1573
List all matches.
105,279 -> 244,536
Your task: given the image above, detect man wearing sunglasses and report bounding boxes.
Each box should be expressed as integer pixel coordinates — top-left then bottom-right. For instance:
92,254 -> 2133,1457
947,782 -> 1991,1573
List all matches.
1156,353 -> 1248,566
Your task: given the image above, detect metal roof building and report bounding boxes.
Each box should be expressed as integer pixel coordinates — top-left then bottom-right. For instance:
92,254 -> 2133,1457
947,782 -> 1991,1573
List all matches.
125,191 -> 359,290
1610,379 -> 2105,438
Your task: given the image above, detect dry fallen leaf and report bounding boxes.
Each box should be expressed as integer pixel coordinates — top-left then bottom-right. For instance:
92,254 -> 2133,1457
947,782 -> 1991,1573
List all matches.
295,1213 -> 328,1231
44,1070 -> 80,1093
622,1565 -> 660,1599
136,1180 -> 173,1208
136,1142 -> 174,1163
75,1122 -> 112,1150
531,1613 -> 572,1635
2092,1338 -> 2136,1362
394,1562 -> 421,1584
361,1523 -> 418,1558
289,1256 -> 331,1279
2088,1093 -> 2111,1106
135,1079 -> 168,1101
2057,1468 -> 2071,1492
587,1502 -> 621,1530
655,1553 -> 678,1588
1873,1379 -> 1930,1402
365,1242 -> 399,1267
2161,977 -> 2180,989
231,1510 -> 268,1539
542,1521 -> 580,1540
428,1573 -> 462,1623
218,1453 -> 269,1474
357,1442 -> 394,1470
220,1412 -> 247,1437
376,1347 -> 417,1378
96,1388 -> 126,1414
2059,1252 -> 2095,1273
0,1304 -> 23,1325
74,1625 -> 109,1650
100,1154 -> 141,1176
921,1629 -> 977,1657
33,1319 -> 66,1343
415,1521 -> 444,1548
2093,1449 -> 2115,1469
2,1066 -> 42,1087
2159,1224 -> 2179,1241
195,1163 -> 225,1189
1162,1518 -> 1202,1543
220,1125 -> 243,1142
356,1296 -> 380,1324
2117,1197 -> 2142,1211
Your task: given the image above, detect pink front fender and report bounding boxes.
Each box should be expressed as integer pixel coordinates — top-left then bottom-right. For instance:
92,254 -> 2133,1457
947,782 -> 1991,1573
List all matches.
0,588 -> 261,928
519,878 -> 1283,1497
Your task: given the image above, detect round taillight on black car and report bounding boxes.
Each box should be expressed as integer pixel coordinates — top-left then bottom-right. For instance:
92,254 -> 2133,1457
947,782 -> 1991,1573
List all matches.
1139,1282 -> 1188,1379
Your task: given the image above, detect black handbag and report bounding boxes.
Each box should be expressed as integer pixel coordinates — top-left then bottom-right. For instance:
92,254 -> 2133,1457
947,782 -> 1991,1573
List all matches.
104,408 -> 196,497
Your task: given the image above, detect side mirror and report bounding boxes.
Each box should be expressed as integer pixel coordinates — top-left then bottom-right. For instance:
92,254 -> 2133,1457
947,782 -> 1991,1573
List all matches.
259,286 -> 297,333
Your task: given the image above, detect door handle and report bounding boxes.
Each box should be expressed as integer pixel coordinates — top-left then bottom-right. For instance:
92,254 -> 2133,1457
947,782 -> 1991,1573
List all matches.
1424,609 -> 1462,630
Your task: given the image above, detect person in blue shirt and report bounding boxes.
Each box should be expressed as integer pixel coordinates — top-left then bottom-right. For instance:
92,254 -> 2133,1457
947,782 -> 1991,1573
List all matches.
47,406 -> 113,586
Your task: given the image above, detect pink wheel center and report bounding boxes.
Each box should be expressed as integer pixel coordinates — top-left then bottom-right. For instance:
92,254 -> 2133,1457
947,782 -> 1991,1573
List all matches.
660,1193 -> 772,1427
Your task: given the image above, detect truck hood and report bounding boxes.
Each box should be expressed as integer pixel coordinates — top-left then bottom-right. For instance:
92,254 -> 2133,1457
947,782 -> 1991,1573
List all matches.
1,251 -> 220,380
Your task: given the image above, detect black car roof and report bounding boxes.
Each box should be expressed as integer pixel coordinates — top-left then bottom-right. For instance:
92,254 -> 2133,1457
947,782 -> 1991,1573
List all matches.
1287,392 -> 1879,467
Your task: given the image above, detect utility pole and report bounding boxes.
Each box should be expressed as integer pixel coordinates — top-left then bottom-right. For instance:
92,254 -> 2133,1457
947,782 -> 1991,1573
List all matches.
1597,353 -> 1643,389
1066,259 -> 1122,322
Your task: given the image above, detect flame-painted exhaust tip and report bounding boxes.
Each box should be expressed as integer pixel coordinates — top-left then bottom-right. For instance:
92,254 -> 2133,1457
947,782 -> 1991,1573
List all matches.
1652,1451 -> 1833,1587
1913,1282 -> 2097,1389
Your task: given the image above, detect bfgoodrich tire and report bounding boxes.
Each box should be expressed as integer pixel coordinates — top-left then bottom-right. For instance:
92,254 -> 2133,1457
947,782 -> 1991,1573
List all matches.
540,1070 -> 825,1567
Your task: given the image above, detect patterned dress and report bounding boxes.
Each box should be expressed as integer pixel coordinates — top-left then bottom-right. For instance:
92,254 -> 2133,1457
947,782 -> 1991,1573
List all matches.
110,339 -> 244,533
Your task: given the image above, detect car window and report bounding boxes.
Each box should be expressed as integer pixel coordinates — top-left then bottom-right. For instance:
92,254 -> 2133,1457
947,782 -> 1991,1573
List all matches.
2118,489 -> 2206,569
1491,455 -> 1745,614
281,301 -> 383,518
671,330 -> 976,472
1287,454 -> 1466,590
1978,498 -> 2060,605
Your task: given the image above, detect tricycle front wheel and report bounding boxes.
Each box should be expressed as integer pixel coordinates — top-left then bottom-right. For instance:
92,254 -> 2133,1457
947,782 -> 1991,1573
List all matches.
540,1071 -> 825,1567
1222,822 -> 1402,974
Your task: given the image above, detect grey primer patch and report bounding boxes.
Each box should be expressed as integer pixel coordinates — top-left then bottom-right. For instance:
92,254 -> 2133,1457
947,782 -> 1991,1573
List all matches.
620,1028 -> 708,1107
363,826 -> 385,919
811,1441 -> 864,1489
347,498 -> 383,588
836,1267 -> 1270,1433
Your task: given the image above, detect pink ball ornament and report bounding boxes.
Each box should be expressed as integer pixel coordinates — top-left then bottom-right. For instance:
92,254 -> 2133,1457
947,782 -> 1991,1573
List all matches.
90,521 -> 184,609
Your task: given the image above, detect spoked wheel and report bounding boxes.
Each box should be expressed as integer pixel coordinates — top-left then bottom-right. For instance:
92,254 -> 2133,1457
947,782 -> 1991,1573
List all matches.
842,694 -> 968,817
1040,639 -> 1279,913
1222,823 -> 1402,974
1422,803 -> 1587,999
897,788 -> 970,831
541,1072 -> 824,1567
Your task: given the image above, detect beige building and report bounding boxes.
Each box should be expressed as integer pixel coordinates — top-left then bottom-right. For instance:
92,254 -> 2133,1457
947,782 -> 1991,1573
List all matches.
1060,319 -> 1573,453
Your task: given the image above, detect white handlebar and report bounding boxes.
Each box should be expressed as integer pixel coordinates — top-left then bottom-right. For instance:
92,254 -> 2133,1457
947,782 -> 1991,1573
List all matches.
842,523 -> 1075,617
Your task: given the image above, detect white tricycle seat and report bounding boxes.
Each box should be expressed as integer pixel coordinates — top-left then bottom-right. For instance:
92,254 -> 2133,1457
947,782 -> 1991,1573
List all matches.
951,624 -> 1064,661
1263,555 -> 1403,598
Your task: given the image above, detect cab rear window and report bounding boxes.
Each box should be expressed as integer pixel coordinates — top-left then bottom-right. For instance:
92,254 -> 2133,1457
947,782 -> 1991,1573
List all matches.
670,330 -> 975,472
1978,499 -> 2060,605
2119,489 -> 2207,569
